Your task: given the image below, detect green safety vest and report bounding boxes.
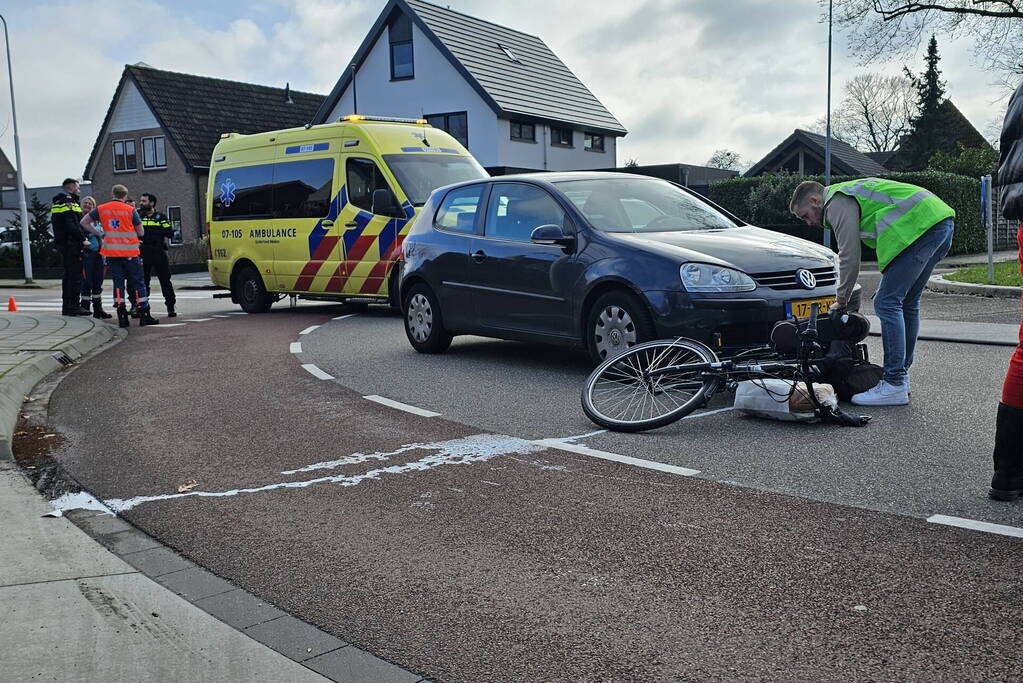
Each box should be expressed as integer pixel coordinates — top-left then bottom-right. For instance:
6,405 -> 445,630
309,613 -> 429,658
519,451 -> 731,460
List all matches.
824,178 -> 955,271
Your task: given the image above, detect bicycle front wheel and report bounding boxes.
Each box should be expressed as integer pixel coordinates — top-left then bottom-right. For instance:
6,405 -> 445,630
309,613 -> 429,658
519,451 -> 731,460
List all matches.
581,339 -> 719,432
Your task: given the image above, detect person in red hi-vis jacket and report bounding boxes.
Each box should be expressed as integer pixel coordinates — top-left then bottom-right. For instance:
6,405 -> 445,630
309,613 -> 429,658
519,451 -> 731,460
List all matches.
990,80 -> 1023,501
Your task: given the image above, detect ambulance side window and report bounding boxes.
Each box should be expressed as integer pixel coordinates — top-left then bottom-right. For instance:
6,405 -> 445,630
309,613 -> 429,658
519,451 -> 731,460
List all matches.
272,158 -> 334,219
346,158 -> 403,217
212,165 -> 274,220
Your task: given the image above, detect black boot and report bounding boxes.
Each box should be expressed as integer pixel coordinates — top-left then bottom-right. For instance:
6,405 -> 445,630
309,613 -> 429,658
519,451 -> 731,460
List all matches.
129,305 -> 140,319
139,308 -> 159,326
167,304 -> 176,318
990,402 -> 1023,501
116,305 -> 130,328
92,300 -> 113,320
80,299 -> 91,313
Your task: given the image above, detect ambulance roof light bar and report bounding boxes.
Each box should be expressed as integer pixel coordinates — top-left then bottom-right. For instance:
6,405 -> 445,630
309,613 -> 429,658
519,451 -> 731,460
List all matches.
339,114 -> 428,125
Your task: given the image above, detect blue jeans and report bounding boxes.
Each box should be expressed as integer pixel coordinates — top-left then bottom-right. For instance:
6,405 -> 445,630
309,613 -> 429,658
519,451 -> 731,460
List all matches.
107,256 -> 150,310
874,218 -> 954,385
80,249 -> 104,301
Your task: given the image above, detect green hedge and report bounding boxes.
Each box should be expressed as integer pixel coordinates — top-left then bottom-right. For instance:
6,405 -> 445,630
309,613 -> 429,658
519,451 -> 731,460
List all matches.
709,171 -> 982,257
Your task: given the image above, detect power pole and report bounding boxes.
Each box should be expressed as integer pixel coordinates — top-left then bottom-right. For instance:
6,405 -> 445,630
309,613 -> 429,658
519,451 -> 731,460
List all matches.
1,14 -> 32,282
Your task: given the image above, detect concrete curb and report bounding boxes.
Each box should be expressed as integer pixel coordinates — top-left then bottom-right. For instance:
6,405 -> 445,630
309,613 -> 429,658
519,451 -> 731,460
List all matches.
0,318 -> 119,461
926,274 -> 1022,299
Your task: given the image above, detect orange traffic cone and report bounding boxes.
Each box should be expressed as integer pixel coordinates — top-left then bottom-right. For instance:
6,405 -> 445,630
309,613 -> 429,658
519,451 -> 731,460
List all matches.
7,296 -> 16,312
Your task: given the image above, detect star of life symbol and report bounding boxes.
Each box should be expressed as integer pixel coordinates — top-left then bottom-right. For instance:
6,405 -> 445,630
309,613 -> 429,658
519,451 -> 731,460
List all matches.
412,132 -> 426,140
108,218 -> 120,229
220,178 -> 237,207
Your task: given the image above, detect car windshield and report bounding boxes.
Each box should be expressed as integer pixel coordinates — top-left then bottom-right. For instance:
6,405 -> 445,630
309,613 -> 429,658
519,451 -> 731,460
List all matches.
383,154 -> 488,206
554,177 -> 738,232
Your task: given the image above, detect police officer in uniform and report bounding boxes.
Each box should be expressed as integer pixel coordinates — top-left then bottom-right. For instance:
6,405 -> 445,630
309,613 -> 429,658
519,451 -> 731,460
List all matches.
138,193 -> 176,317
50,178 -> 91,316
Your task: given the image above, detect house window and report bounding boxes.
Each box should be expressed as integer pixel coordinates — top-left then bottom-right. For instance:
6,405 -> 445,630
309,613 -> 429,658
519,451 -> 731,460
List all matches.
510,120 -> 535,142
112,139 -> 137,172
425,112 -> 468,148
551,126 -> 573,147
142,136 -> 167,170
584,132 -> 605,152
389,11 -> 413,80
498,44 -> 520,63
167,205 -> 183,244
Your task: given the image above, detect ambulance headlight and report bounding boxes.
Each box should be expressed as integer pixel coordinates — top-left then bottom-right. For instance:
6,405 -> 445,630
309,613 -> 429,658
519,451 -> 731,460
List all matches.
680,263 -> 756,293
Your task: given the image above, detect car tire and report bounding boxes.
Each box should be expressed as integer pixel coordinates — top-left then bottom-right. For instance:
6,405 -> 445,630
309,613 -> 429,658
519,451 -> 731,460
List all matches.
233,265 -> 274,313
586,290 -> 656,365
403,283 -> 453,354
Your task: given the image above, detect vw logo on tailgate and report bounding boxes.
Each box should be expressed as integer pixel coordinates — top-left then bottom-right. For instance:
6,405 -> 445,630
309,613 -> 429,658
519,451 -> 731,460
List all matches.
795,269 -> 817,289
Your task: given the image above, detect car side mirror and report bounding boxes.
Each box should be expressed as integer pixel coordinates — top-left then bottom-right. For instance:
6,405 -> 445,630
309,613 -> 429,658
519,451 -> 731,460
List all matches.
530,224 -> 575,247
371,188 -> 403,217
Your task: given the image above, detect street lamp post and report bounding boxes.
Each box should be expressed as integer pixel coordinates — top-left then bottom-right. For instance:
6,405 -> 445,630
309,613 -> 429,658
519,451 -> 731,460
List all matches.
823,0 -> 833,250
1,14 -> 33,283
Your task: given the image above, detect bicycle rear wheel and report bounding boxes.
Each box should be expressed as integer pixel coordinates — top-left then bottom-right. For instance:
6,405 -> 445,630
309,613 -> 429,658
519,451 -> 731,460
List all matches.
581,338 -> 719,432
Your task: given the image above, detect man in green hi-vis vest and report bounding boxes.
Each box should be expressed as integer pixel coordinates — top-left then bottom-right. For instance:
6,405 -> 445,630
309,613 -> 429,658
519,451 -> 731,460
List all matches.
790,177 -> 955,407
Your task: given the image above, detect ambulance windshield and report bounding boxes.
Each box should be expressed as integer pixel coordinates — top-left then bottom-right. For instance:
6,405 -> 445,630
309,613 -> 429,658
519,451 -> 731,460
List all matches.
384,154 -> 487,206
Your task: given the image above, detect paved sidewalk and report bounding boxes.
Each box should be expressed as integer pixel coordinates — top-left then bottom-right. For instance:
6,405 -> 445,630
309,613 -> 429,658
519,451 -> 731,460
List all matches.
1,270 -> 219,291
0,313 -> 331,682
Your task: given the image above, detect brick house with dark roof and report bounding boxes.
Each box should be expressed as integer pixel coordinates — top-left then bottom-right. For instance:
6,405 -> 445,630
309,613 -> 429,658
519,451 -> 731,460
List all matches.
84,64 -> 324,265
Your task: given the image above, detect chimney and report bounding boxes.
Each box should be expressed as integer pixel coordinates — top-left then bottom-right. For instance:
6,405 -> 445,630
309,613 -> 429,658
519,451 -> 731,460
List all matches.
284,82 -> 294,104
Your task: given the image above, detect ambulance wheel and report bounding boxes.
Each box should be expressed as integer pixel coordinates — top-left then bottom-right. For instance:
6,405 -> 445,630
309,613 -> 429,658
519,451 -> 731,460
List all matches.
403,283 -> 452,354
234,265 -> 274,313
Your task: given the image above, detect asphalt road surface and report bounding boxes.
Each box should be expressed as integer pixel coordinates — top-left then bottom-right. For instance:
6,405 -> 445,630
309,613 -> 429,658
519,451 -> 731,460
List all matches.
11,284 -> 1023,682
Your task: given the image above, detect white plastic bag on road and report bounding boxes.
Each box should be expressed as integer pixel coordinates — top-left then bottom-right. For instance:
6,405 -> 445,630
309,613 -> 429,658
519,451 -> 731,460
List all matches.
733,379 -> 837,423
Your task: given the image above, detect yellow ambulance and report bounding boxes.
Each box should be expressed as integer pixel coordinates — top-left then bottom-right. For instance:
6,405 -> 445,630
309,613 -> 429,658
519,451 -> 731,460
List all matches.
206,115 -> 487,312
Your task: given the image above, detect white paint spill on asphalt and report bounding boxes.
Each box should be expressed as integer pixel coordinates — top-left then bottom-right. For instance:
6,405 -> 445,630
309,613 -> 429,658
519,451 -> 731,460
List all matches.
104,434 -> 545,512
281,443 -> 425,475
44,491 -> 115,517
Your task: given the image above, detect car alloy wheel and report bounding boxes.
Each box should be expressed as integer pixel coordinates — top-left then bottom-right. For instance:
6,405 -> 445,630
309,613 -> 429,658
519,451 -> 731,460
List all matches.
594,304 -> 637,360
407,293 -> 434,343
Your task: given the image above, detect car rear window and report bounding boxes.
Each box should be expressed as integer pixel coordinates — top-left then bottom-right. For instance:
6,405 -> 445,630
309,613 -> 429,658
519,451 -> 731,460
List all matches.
434,185 -> 485,234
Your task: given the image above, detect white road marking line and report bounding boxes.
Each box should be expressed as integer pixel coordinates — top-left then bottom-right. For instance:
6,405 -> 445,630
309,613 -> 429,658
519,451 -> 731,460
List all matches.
683,406 -> 736,420
187,318 -> 214,322
927,515 -> 1023,539
333,314 -> 358,321
532,439 -> 701,477
363,395 -> 441,417
226,312 -> 247,315
301,364 -> 334,380
147,323 -> 188,328
289,342 -> 302,354
212,314 -> 229,318
299,325 -> 320,335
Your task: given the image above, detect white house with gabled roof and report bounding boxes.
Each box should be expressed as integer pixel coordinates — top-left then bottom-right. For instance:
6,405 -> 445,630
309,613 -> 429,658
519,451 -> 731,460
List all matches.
312,0 -> 627,173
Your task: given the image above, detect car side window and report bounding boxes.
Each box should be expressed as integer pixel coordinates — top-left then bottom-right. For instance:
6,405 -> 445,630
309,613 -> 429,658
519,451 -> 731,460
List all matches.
434,185 -> 484,234
484,183 -> 565,242
346,157 -> 403,217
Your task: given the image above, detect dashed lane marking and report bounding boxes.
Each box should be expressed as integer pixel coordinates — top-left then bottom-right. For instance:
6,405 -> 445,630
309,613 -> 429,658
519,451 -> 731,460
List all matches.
333,314 -> 358,321
299,325 -> 320,335
212,314 -> 230,318
226,312 -> 247,315
187,318 -> 214,322
289,342 -> 302,354
301,364 -> 334,380
927,514 -> 1023,539
683,406 -> 735,419
363,395 -> 441,418
532,439 -> 701,477
148,323 -> 188,328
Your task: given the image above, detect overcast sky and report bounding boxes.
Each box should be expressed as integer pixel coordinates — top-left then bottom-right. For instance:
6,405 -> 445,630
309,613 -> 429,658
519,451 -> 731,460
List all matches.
0,0 -> 1008,187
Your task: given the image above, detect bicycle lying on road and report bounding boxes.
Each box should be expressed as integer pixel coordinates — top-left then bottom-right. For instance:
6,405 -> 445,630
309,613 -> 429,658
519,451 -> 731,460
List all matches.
581,304 -> 871,433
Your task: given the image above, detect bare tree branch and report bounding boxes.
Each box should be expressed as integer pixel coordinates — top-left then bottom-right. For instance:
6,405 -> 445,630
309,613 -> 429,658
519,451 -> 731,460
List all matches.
872,1 -> 1023,20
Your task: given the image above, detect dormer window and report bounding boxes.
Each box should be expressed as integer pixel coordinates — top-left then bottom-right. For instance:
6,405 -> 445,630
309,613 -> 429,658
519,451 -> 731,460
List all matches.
499,44 -> 520,63
389,11 -> 414,80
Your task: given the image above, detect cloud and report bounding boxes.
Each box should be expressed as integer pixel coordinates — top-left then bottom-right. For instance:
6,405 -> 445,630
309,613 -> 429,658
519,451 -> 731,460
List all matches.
0,0 -> 1002,186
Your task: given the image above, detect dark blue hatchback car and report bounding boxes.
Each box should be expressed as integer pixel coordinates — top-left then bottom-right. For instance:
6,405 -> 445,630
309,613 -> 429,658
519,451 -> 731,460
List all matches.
399,172 -> 859,363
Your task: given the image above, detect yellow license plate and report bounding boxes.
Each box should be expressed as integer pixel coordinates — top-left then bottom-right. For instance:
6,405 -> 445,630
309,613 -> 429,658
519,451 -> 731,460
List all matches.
786,296 -> 836,320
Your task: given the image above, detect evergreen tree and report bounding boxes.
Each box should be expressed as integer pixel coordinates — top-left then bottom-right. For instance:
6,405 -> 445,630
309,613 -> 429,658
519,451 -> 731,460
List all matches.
915,36 -> 946,117
0,194 -> 61,268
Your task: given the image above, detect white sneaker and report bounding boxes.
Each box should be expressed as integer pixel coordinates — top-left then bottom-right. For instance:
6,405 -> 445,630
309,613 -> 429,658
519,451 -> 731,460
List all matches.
852,380 -> 909,406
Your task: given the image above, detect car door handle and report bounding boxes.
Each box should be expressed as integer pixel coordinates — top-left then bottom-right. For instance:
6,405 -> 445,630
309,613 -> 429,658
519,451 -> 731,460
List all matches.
471,250 -> 486,263
321,219 -> 334,227
344,222 -> 357,227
